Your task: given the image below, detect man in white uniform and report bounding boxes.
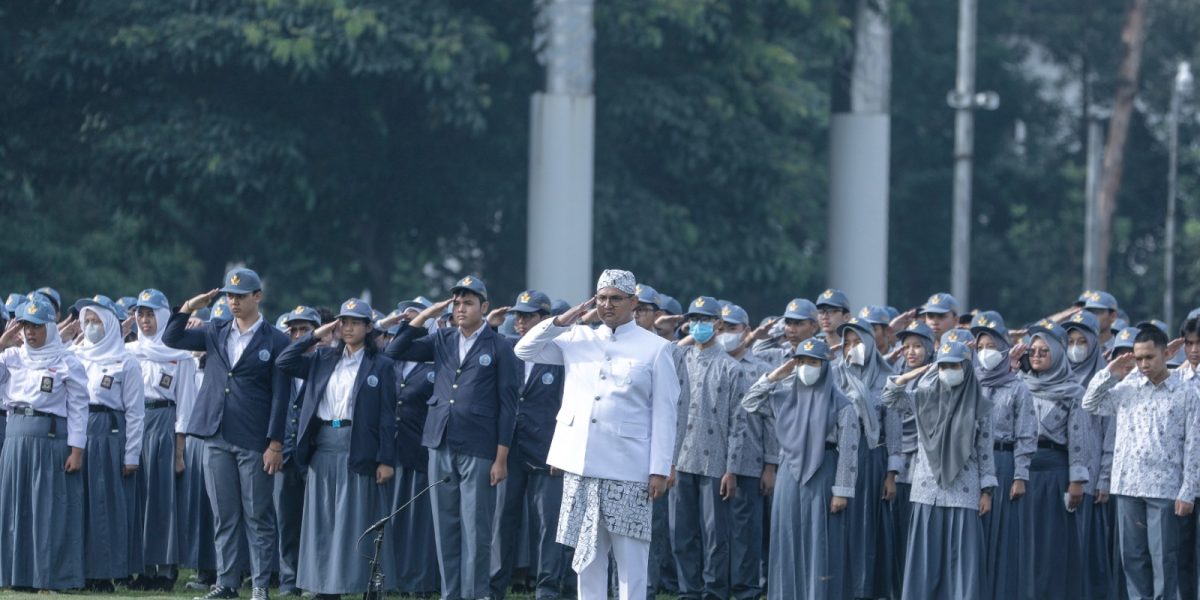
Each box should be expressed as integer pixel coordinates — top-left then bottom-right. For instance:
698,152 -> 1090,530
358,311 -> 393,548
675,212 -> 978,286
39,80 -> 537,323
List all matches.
514,269 -> 680,600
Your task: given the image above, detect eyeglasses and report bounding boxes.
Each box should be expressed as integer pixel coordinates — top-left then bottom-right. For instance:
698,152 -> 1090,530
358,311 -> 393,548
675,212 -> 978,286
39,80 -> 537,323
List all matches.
634,305 -> 657,314
595,294 -> 632,306
1029,348 -> 1051,357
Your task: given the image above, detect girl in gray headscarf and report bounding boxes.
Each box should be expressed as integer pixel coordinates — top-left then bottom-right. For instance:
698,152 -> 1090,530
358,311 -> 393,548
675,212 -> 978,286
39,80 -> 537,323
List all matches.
889,321 -> 935,597
1015,322 -> 1091,599
833,317 -> 901,599
884,341 -> 994,599
742,337 -> 858,600
970,311 -> 1037,600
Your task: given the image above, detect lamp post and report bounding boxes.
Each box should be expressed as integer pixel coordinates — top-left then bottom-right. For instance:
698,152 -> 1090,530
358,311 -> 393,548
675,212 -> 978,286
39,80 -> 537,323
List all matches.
947,0 -> 999,309
1165,60 -> 1192,329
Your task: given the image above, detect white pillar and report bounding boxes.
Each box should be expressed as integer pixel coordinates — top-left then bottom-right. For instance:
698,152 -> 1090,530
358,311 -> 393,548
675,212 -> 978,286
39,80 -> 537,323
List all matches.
828,0 -> 891,309
526,0 -> 595,302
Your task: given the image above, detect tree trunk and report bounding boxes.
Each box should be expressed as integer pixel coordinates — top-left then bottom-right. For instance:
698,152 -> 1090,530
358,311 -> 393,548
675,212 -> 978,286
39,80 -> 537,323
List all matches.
1094,0 -> 1149,289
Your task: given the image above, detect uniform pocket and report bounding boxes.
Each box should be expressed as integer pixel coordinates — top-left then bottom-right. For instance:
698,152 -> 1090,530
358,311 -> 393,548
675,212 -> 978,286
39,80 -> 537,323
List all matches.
616,421 -> 649,440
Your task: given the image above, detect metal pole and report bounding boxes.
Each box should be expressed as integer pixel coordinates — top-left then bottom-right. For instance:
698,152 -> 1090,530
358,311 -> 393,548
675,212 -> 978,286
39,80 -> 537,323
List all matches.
950,0 -> 977,308
1166,82 -> 1179,329
1084,119 -> 1103,290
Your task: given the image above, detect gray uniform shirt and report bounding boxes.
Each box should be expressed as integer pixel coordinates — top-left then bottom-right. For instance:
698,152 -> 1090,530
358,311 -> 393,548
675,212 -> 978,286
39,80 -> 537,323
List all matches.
675,344 -> 748,479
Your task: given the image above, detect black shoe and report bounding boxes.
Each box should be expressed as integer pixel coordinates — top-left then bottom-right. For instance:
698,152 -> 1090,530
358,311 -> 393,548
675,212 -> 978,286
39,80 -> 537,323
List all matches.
84,579 -> 115,593
153,575 -> 178,592
251,587 -> 271,600
194,586 -> 239,600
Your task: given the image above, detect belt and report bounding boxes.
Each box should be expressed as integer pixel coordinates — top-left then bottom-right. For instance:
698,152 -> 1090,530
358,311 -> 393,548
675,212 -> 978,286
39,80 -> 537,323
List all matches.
88,405 -> 122,433
145,400 -> 176,409
825,442 -> 838,450
1037,440 -> 1067,453
88,404 -> 120,414
994,442 -> 1015,452
320,419 -> 353,428
9,407 -> 60,438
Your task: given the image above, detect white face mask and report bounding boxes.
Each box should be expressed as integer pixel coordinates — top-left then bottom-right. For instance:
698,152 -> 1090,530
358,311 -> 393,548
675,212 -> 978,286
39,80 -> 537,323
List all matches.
977,348 -> 1004,371
939,367 -> 965,387
848,343 -> 867,366
717,332 -> 742,353
1067,344 -> 1089,364
84,323 -> 105,344
797,364 -> 822,386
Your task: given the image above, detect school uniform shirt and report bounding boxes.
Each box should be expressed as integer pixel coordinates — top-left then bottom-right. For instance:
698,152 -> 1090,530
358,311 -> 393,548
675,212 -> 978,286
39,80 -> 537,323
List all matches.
318,347 -> 363,421
80,357 -> 146,465
1082,369 -> 1200,501
741,374 -> 858,497
675,344 -> 748,479
0,348 -> 90,448
1177,360 -> 1200,389
983,379 -> 1038,481
227,315 -> 264,368
883,379 -> 997,510
136,355 -> 198,407
514,319 -> 680,483
750,339 -> 796,370
1031,390 -> 1093,484
1097,417 -> 1116,494
729,353 -> 779,478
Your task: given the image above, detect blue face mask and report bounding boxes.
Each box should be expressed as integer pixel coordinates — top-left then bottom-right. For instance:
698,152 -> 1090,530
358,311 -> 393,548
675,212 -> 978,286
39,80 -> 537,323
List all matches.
691,321 -> 716,344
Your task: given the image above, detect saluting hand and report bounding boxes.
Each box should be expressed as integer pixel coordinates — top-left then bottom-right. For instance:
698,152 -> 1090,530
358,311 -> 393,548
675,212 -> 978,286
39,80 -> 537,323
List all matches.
313,321 -> 339,342
121,316 -> 135,339
554,297 -> 597,327
889,309 -> 918,333
895,363 -> 932,386
766,358 -> 800,384
749,318 -> 778,342
412,298 -> 453,328
486,306 -> 511,329
1167,337 -> 1186,359
0,320 -> 23,350
1009,342 -> 1028,372
57,315 -> 80,342
1107,353 -> 1136,379
182,289 -> 220,314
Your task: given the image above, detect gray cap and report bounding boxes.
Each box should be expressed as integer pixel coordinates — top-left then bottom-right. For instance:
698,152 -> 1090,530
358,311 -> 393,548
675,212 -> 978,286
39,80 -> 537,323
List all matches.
219,268 -> 263,294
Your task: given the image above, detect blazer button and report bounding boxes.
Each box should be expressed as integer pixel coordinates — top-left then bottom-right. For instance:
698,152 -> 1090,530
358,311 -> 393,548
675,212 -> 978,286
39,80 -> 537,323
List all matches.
225,388 -> 230,394
400,383 -> 406,388
456,369 -> 462,374
452,384 -> 459,389
591,418 -> 597,423
600,374 -> 606,380
398,401 -> 404,406
228,372 -> 233,377
519,397 -> 525,402
291,418 -> 297,424
449,400 -> 455,405
594,396 -> 600,401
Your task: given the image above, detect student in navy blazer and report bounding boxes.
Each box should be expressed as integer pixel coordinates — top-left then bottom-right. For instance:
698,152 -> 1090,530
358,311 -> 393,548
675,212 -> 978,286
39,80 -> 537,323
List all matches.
488,290 -> 568,600
383,275 -> 518,600
162,268 -> 292,600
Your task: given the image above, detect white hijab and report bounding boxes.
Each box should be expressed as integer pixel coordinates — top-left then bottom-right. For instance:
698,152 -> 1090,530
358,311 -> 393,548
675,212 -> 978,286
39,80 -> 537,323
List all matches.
20,322 -> 71,370
127,307 -> 192,363
75,306 -> 129,365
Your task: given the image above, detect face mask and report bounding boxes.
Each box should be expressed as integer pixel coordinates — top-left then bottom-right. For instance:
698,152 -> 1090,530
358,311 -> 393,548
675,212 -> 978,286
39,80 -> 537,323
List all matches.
717,332 -> 742,353
939,367 -> 965,387
690,321 -> 715,344
797,364 -> 822,386
84,323 -> 105,344
848,343 -> 867,366
1067,344 -> 1088,364
977,348 -> 1003,371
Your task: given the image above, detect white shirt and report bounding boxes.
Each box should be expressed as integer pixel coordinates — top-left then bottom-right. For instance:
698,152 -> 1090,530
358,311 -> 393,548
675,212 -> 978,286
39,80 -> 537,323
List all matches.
227,314 -> 265,366
514,319 -> 680,482
80,357 -> 147,465
319,347 -> 364,421
524,361 -> 535,384
1083,368 -> 1200,501
0,348 -> 90,449
458,326 -> 483,363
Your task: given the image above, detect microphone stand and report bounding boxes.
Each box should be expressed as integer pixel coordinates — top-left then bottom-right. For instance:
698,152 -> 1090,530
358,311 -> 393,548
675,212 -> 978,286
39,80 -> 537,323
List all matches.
362,475 -> 450,600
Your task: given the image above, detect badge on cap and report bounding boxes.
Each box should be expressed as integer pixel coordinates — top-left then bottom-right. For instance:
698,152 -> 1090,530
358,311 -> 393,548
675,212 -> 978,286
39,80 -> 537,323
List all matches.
541,372 -> 555,386
1120,330 -> 1131,340
258,349 -> 271,362
141,291 -> 152,301
27,304 -> 38,314
520,292 -> 531,303
929,294 -> 942,304
694,297 -> 705,307
803,341 -> 815,351
426,371 -> 436,383
367,375 -> 379,388
788,301 -> 799,311
722,305 -> 732,316
941,344 -> 951,353
230,274 -> 241,286
821,289 -> 833,299
461,276 -> 473,286
295,305 -> 306,313
859,307 -> 870,317
907,321 -> 919,330
479,354 -> 492,367
1072,313 -> 1084,323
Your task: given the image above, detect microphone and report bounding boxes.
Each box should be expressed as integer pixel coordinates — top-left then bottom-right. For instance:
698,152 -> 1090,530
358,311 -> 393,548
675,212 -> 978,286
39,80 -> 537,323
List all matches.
363,475 -> 450,534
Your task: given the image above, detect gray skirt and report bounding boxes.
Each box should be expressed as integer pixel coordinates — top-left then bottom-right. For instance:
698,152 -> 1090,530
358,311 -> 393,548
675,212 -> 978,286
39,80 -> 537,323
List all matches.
891,480 -> 913,599
83,409 -> 132,579
139,404 -> 180,567
902,504 -> 982,600
179,434 -> 217,570
0,414 -> 85,589
297,426 -> 391,594
981,449 -> 1034,600
768,451 -> 849,600
848,436 -> 894,598
386,466 -> 440,594
1076,492 -> 1113,598
1028,446 -> 1083,598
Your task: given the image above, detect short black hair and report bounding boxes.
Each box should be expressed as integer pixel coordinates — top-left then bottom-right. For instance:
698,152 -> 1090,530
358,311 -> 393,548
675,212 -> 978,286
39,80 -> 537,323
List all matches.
958,314 -> 974,326
316,306 -> 336,325
1180,318 -> 1200,339
1134,325 -> 1168,350
452,289 -> 486,304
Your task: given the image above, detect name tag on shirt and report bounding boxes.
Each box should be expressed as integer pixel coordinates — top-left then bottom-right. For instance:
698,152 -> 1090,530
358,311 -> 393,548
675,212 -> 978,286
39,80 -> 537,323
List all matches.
40,377 -> 53,393
158,373 -> 174,389
101,375 -> 114,390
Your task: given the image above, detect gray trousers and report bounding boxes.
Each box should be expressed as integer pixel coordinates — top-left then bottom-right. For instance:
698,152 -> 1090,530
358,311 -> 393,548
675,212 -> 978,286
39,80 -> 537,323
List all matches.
490,462 -> 565,599
729,476 -> 763,600
272,462 -> 305,592
203,433 -> 276,588
429,446 -> 496,600
669,471 -> 731,600
1117,495 -> 1181,600
647,491 -> 677,598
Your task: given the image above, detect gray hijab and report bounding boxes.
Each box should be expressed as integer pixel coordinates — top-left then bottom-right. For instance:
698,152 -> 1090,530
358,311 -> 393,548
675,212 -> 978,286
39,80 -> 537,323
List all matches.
974,330 -> 1018,388
773,361 -> 850,484
1065,326 -> 1106,388
1020,332 -> 1085,405
916,356 -> 984,487
834,322 -> 893,447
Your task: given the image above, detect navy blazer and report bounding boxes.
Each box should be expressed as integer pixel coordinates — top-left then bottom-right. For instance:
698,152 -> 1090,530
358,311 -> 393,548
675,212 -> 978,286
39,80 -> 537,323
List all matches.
163,312 -> 291,452
280,377 -> 305,467
513,361 -> 565,468
276,334 -> 397,476
393,361 -> 435,472
384,323 -> 518,461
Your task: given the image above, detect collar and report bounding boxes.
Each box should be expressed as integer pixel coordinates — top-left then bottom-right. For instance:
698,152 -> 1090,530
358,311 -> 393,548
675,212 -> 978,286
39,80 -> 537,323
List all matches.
1179,361 -> 1200,379
458,324 -> 484,342
232,314 -> 265,337
595,319 -> 640,341
1138,369 -> 1179,391
341,346 -> 365,364
691,343 -> 723,358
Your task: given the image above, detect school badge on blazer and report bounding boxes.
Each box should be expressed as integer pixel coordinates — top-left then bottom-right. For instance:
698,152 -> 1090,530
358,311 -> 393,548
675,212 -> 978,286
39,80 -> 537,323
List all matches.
258,349 -> 271,362
426,371 -> 436,383
479,354 -> 492,367
367,375 -> 379,388
542,372 -> 555,385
